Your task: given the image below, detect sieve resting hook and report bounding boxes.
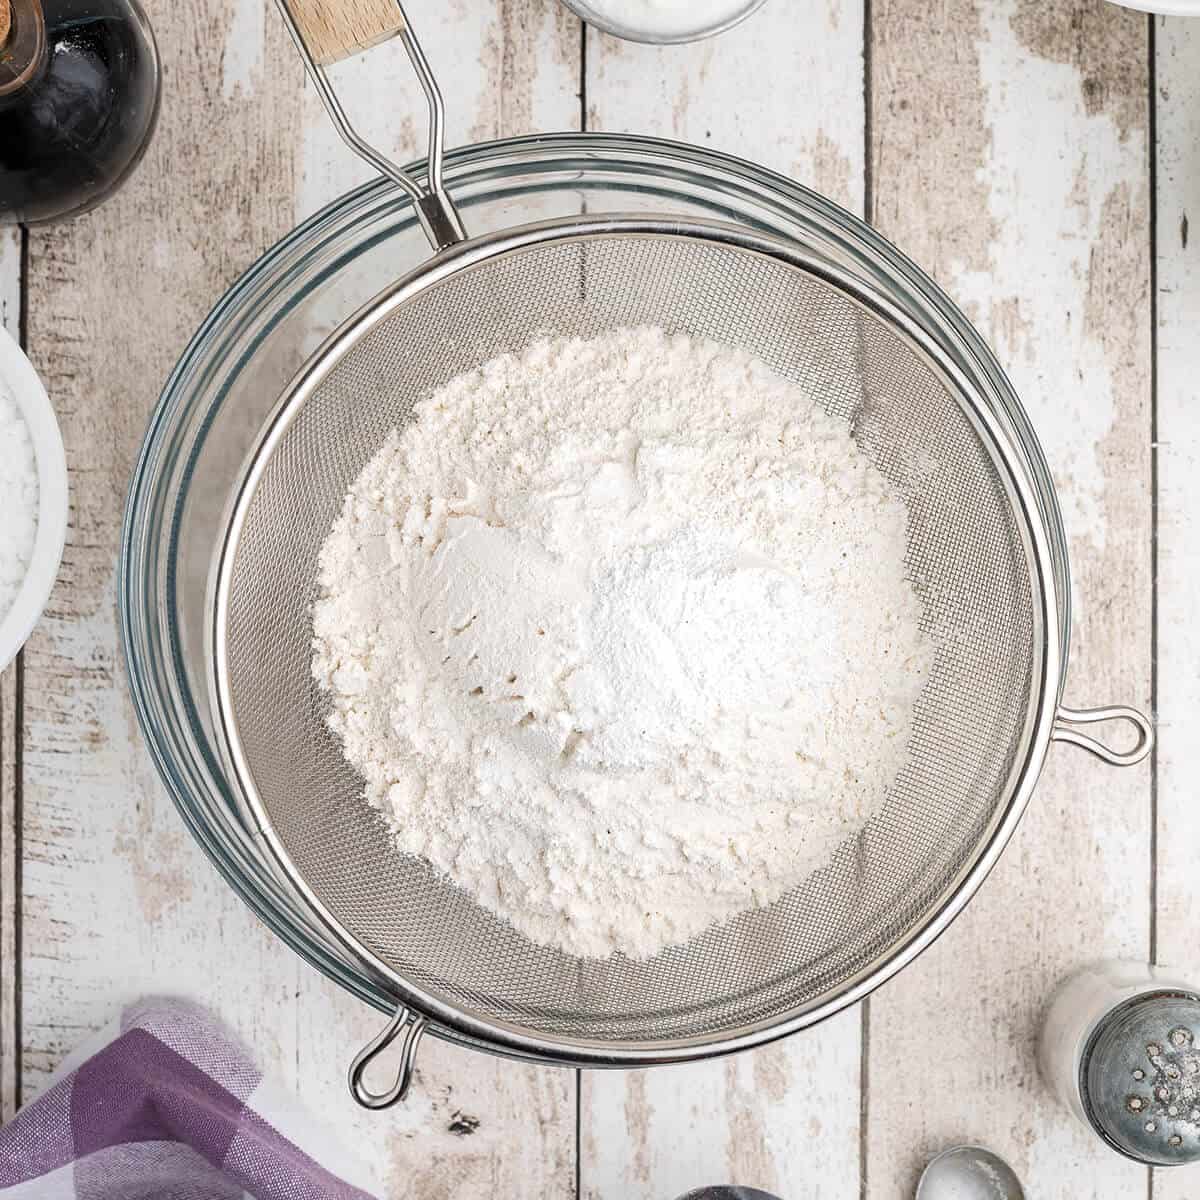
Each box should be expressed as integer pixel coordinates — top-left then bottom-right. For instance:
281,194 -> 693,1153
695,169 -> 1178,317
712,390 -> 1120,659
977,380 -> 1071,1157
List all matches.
1052,704 -> 1154,768
348,1005 -> 427,1109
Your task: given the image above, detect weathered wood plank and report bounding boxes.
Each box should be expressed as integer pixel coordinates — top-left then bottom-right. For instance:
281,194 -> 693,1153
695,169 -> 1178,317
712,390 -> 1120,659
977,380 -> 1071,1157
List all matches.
19,0 -> 305,1101
868,1 -> 1153,1195
298,975 -> 576,1200
0,230 -> 18,337
287,4 -> 582,1193
1,226 -> 22,1121
297,0 -> 582,220
0,659 -> 14,1124
583,1010 -> 861,1200
582,7 -> 866,1197
19,1 -> 578,1194
584,4 -> 864,211
1150,13 -> 1200,1199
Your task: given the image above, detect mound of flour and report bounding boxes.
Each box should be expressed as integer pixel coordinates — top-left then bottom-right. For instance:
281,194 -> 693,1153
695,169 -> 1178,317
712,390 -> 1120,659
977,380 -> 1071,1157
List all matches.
312,329 -> 934,960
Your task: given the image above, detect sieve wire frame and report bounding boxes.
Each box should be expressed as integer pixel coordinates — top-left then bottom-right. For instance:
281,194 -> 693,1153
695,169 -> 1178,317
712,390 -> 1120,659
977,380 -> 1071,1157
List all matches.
211,212 -> 1061,1069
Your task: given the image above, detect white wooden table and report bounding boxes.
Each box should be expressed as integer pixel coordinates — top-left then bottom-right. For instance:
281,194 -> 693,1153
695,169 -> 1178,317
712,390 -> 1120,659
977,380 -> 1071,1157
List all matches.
1,1 -> 1196,1195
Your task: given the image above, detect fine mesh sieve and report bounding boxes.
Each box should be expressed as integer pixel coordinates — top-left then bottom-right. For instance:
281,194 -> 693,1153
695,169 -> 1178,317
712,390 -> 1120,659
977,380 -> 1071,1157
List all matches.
212,0 -> 1153,1106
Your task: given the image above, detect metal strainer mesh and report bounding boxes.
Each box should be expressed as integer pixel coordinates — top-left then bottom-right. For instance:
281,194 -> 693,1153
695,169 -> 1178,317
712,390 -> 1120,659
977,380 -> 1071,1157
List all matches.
219,231 -> 1039,1048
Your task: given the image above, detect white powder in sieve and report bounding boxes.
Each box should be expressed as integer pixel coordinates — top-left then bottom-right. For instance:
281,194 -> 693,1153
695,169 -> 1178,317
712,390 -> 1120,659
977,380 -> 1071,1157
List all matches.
311,329 -> 935,960
0,382 -> 38,625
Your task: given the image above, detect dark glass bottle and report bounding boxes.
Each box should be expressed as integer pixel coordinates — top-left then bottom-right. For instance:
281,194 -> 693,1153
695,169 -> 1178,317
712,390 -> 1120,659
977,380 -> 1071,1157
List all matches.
0,0 -> 160,224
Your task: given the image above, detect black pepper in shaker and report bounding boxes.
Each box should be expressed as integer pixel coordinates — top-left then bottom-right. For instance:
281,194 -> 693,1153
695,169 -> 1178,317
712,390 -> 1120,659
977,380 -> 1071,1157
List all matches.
0,0 -> 160,224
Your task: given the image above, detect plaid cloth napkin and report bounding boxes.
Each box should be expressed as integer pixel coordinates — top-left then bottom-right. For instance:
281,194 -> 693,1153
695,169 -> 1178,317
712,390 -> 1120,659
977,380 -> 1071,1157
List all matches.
0,997 -> 376,1198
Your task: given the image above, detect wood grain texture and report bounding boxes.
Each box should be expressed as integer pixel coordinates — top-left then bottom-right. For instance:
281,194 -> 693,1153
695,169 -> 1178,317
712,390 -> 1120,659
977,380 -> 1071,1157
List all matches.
584,0 -> 865,210
0,660 -> 14,1124
287,0 -> 406,65
0,231 -> 17,338
297,976 -> 576,1199
19,0 -> 303,1099
1150,14 -> 1200,1197
18,1 -> 577,1194
583,1010 -> 861,1200
868,1 -> 1153,1195
297,0 -> 581,221
1,227 -> 21,1122
582,6 -> 866,1197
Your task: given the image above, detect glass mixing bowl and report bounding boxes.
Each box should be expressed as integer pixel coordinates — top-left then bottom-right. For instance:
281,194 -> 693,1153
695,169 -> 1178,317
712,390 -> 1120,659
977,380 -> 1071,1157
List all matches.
120,132 -> 1070,1052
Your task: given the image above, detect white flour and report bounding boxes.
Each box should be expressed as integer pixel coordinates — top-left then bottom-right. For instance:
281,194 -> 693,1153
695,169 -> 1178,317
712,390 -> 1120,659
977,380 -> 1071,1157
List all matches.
312,329 -> 934,960
0,383 -> 38,624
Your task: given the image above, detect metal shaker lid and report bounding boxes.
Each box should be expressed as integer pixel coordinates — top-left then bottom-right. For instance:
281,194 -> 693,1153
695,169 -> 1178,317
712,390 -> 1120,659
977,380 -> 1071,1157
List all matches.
1081,990 -> 1200,1166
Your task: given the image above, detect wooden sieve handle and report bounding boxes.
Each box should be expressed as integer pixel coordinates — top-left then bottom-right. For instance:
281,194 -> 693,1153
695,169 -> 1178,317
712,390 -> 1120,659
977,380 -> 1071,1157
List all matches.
284,0 -> 404,65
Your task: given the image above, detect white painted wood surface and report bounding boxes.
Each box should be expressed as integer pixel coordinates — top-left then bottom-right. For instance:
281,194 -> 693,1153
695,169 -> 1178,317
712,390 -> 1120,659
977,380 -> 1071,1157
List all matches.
1151,13 -> 1200,1200
0,229 -> 19,1123
868,3 -> 1154,1198
0,231 -> 17,337
5,1 -> 1199,1198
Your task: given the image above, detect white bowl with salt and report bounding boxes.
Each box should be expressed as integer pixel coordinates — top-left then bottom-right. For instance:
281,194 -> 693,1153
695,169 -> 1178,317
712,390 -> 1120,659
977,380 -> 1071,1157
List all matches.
561,0 -> 768,43
0,327 -> 67,670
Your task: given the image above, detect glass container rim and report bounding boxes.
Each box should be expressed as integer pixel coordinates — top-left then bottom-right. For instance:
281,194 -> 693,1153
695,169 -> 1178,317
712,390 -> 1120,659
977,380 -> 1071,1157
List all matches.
120,130 -> 1072,1056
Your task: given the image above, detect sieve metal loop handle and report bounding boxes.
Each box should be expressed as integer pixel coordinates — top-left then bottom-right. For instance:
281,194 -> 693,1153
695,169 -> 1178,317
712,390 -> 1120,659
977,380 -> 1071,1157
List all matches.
348,1005 -> 427,1109
1052,704 -> 1154,768
274,0 -> 466,251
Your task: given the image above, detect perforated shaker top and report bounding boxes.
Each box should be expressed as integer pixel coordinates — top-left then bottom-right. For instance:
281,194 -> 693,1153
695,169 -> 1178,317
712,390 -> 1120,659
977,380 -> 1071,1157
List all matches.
1083,990 -> 1200,1166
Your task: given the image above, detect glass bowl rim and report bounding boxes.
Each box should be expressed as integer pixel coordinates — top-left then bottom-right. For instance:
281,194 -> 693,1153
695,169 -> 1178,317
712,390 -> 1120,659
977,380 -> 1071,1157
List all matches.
120,130 -> 1072,1059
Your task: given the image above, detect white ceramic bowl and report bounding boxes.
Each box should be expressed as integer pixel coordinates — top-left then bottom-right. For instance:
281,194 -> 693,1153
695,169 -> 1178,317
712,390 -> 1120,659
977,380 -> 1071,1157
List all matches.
560,0 -> 768,44
1105,0 -> 1200,13
0,328 -> 68,669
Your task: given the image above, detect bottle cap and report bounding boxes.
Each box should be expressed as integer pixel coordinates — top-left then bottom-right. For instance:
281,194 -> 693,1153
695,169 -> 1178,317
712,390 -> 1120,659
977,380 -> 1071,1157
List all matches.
0,0 -> 46,95
1082,990 -> 1200,1166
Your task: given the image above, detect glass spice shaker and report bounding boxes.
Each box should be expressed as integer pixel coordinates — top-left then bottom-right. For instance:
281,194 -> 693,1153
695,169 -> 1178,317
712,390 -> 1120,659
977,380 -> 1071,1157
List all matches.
0,0 -> 160,224
1039,960 -> 1200,1167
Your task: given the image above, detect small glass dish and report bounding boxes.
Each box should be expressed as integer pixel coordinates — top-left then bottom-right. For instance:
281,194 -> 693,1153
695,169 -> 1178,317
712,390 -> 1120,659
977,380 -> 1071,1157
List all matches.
1104,0 -> 1200,13
560,0 -> 768,44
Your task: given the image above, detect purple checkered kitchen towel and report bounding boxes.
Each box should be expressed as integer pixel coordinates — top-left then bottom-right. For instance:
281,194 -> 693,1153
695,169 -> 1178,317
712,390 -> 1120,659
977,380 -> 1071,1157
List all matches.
0,998 -> 376,1198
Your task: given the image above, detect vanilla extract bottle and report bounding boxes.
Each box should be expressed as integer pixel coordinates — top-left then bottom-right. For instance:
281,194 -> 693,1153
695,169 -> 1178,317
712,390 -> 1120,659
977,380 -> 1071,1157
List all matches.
0,0 -> 160,224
